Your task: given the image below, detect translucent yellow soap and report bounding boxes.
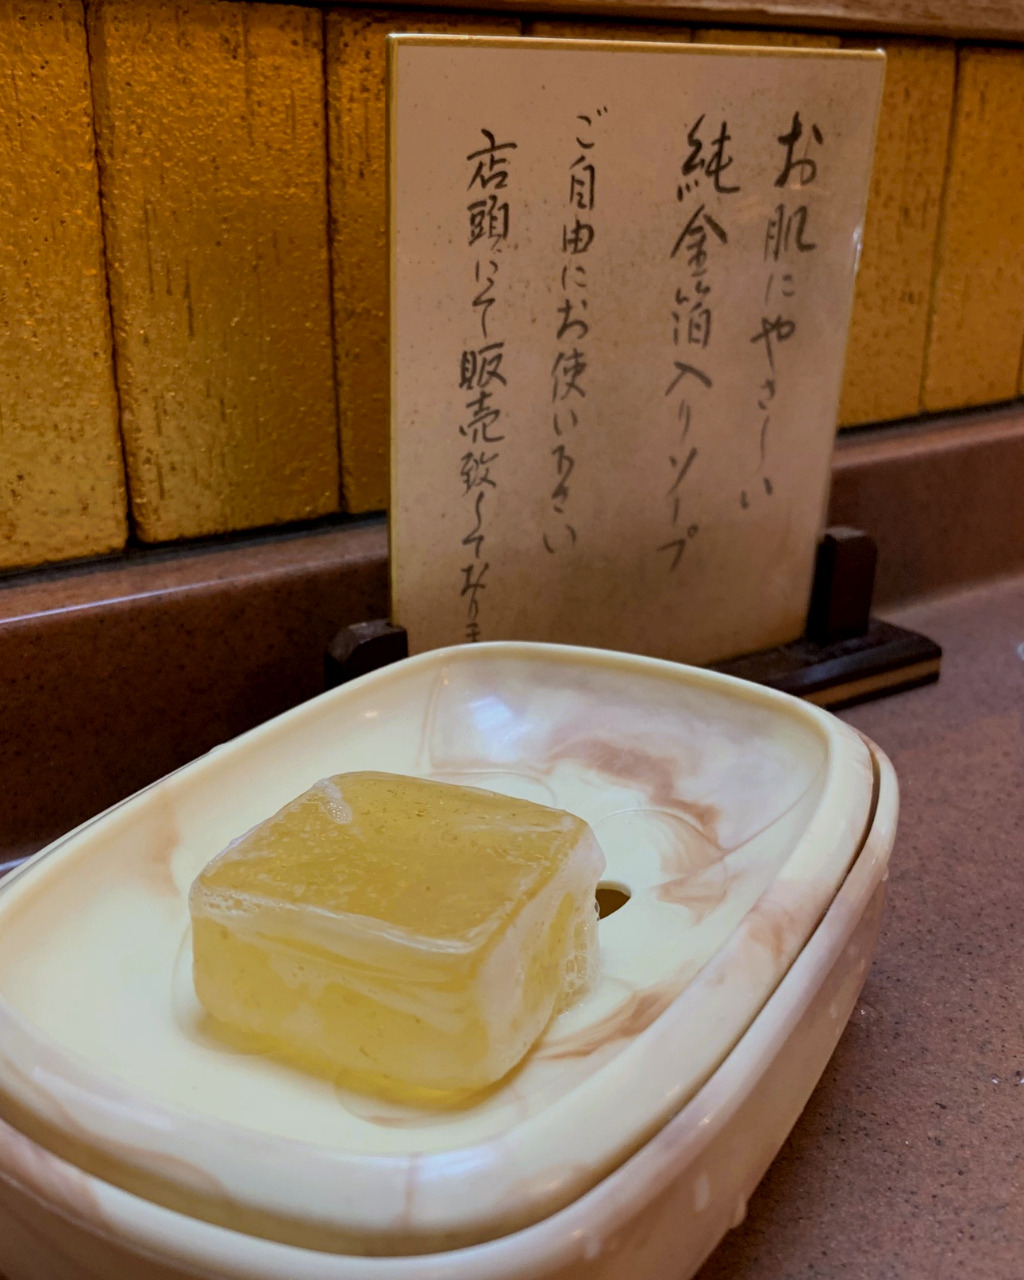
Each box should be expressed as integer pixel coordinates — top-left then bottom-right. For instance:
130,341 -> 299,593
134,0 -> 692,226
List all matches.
189,772 -> 604,1096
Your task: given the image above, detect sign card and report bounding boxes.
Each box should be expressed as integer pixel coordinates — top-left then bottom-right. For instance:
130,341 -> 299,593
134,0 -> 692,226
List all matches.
389,37 -> 884,663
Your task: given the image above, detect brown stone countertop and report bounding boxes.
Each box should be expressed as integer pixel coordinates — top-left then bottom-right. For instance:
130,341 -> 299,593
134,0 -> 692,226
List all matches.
698,570 -> 1024,1280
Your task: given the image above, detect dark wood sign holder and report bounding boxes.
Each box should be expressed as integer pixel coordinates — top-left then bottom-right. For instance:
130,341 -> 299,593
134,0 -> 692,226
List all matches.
325,527 -> 941,711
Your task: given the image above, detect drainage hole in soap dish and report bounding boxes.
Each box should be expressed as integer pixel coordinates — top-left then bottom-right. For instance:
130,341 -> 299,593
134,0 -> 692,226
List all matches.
595,882 -> 631,919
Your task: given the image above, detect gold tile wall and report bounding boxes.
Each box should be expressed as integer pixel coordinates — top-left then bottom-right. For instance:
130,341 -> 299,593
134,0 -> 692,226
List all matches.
1,6 -> 1023,569
88,0 -> 338,542
0,1 -> 126,570
527,19 -> 690,37
923,47 -> 1024,412
693,28 -> 840,46
838,40 -> 956,426
327,9 -> 521,515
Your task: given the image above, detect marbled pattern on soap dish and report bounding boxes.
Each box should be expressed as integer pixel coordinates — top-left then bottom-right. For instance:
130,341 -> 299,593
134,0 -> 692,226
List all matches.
0,643 -> 879,1261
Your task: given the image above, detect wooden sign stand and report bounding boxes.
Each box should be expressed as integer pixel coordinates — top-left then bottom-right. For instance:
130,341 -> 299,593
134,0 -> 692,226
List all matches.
325,527 -> 942,710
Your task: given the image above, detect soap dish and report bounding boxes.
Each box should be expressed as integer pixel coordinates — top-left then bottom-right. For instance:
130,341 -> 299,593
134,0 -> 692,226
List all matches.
0,642 -> 897,1278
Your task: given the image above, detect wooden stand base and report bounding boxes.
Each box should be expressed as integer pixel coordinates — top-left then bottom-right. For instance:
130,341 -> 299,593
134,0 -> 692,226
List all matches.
710,617 -> 941,710
324,529 -> 942,709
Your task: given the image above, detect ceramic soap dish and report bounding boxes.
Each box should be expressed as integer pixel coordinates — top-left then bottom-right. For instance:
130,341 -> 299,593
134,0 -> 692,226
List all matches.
0,642 -> 897,1280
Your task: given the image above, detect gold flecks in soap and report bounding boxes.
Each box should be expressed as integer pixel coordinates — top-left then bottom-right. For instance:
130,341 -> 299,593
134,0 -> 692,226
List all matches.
0,0 -> 126,570
88,0 -> 339,542
326,10 -> 521,515
190,773 -> 604,1096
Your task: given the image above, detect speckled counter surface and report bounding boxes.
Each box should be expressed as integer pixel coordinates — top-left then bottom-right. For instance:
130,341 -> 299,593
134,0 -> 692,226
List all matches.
698,571 -> 1024,1280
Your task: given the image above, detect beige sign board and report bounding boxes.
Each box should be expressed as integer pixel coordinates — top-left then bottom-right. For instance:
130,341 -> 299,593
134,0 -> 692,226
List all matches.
389,37 -> 884,664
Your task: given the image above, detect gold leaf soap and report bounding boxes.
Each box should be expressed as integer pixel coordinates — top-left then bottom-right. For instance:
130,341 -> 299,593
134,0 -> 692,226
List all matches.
189,772 -> 605,1096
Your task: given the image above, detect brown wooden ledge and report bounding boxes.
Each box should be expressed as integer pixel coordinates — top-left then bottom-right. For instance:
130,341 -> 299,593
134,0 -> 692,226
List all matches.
0,520 -> 387,862
830,403 -> 1024,606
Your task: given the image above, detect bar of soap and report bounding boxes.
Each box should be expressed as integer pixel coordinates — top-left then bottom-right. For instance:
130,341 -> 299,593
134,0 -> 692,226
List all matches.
189,772 -> 605,1096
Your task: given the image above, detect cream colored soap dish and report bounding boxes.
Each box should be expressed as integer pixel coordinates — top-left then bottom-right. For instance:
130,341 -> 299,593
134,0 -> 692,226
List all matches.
0,642 -> 897,1280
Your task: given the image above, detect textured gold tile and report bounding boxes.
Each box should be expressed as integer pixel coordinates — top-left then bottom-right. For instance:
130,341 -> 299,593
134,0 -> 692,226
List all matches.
923,47 -> 1024,412
89,0 -> 338,543
0,1 -> 126,570
694,28 -> 841,47
327,9 -> 520,515
527,20 -> 690,39
839,41 -> 955,426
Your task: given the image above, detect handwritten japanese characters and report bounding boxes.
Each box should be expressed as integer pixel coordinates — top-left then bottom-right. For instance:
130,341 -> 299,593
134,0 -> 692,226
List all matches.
545,107 -> 606,556
459,129 -> 516,641
746,111 -> 826,509
659,115 -> 739,571
391,39 -> 883,663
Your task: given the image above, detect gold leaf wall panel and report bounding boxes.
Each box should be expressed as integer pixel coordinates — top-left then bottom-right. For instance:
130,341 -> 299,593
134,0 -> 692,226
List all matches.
526,19 -> 690,38
88,0 -> 339,543
693,28 -> 841,46
0,0 -> 126,570
838,41 -> 955,426
923,47 -> 1024,412
326,8 -> 521,515
3,3 -> 1024,570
